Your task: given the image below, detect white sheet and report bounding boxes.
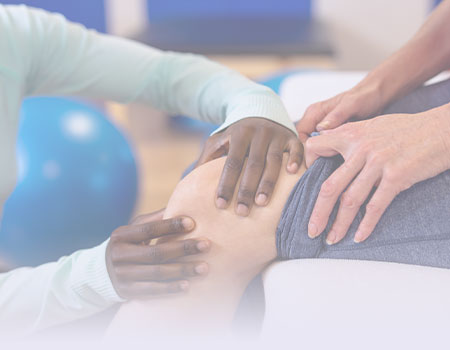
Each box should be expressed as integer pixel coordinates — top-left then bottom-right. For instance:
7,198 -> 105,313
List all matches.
279,70 -> 450,123
261,259 -> 450,349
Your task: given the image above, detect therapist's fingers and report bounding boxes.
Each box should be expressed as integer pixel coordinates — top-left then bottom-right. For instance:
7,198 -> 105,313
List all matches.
215,132 -> 251,209
235,131 -> 270,216
115,262 -> 209,282
114,216 -> 195,244
286,138 -> 303,173
296,100 -> 333,142
316,100 -> 356,131
255,140 -> 284,207
196,133 -> 229,167
112,239 -> 211,265
308,155 -> 365,239
304,133 -> 341,168
353,180 -> 397,243
325,166 -> 381,245
129,209 -> 165,225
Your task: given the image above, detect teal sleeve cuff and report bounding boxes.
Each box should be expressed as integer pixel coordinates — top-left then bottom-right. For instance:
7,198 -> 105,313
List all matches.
211,87 -> 298,136
70,239 -> 125,305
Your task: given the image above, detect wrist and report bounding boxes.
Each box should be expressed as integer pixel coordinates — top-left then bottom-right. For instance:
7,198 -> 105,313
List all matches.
426,103 -> 450,167
356,71 -> 394,110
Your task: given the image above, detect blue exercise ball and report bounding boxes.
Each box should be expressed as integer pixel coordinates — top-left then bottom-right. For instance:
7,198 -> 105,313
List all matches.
0,97 -> 138,267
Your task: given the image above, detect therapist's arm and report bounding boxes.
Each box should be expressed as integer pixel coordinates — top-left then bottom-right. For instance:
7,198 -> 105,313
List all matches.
296,0 -> 450,140
0,241 -> 119,337
0,211 -> 210,337
15,6 -> 301,213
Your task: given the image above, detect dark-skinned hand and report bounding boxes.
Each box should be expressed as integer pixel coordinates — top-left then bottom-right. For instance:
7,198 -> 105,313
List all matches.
196,118 -> 303,216
106,209 -> 211,299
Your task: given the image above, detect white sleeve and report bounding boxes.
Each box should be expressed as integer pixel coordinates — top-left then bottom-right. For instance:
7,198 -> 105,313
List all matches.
0,240 -> 123,337
6,5 -> 296,134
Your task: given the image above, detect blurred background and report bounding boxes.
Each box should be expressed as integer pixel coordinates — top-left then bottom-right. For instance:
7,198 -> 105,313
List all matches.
0,0 -> 442,266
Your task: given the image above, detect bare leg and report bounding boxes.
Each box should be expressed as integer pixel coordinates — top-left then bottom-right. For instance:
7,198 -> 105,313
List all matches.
106,155 -> 304,339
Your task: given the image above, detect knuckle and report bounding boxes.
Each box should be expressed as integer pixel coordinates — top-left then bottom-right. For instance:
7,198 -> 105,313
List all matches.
365,202 -> 382,216
137,224 -> 151,235
342,96 -> 358,111
383,167 -> 401,185
225,157 -> 243,172
238,187 -> 255,201
168,218 -> 184,233
259,179 -> 276,192
305,103 -> 321,116
217,185 -> 234,200
342,127 -> 360,141
109,231 -> 122,245
291,147 -> 304,160
247,157 -> 265,170
130,215 -> 144,224
340,192 -> 358,209
266,151 -> 283,164
148,246 -> 164,262
320,179 -> 335,198
304,137 -> 316,151
367,152 -> 385,167
183,239 -> 197,255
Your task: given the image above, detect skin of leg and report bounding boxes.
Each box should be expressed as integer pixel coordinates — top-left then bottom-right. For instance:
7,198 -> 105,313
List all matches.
106,155 -> 304,338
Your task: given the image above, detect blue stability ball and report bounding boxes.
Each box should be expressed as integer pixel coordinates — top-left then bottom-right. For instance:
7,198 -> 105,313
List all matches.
0,97 -> 138,267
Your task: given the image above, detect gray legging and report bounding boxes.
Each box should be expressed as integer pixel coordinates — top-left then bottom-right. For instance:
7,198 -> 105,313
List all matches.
277,78 -> 450,268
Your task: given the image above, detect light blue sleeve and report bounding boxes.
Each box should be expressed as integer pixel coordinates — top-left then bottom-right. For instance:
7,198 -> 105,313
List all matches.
13,5 -> 296,135
0,4 -> 297,336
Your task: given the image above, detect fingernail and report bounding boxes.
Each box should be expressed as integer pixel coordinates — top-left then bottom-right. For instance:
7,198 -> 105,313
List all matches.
326,230 -> 337,245
354,231 -> 363,243
255,193 -> 268,206
236,203 -> 250,216
179,281 -> 189,291
195,263 -> 209,275
196,240 -> 210,252
216,197 -> 228,209
308,222 -> 318,238
182,217 -> 195,231
316,121 -> 330,131
288,162 -> 299,174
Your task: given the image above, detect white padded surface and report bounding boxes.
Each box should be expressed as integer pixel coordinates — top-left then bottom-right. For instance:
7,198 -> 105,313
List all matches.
261,259 -> 450,349
279,71 -> 450,123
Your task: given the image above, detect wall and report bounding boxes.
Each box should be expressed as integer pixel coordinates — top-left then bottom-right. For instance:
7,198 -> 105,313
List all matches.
105,0 -> 434,69
313,0 -> 432,69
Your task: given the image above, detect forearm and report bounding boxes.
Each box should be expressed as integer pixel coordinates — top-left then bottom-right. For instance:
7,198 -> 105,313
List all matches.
358,1 -> 450,106
8,5 -> 295,134
0,240 -> 122,337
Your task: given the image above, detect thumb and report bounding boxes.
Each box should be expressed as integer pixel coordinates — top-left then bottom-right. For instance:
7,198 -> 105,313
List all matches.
304,134 -> 340,167
130,208 -> 165,225
316,103 -> 354,131
196,135 -> 228,168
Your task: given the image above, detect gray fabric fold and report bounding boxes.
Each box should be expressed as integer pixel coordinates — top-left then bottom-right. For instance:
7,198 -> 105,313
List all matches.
276,156 -> 450,268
